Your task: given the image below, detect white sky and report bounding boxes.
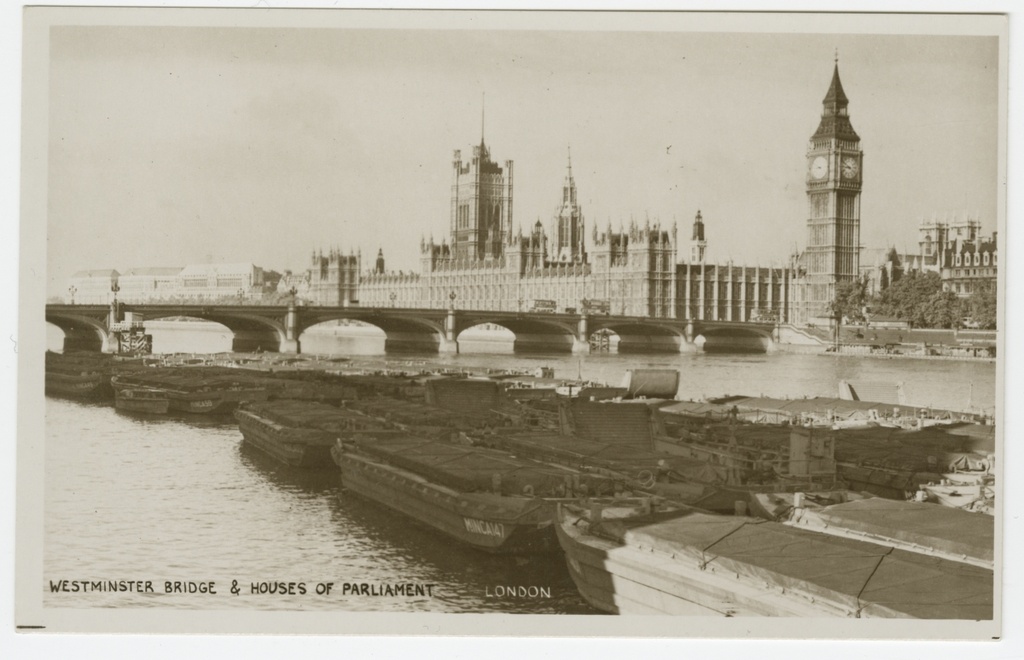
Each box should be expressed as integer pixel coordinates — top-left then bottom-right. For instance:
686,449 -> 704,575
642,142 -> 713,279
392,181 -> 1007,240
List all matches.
46,25 -> 998,295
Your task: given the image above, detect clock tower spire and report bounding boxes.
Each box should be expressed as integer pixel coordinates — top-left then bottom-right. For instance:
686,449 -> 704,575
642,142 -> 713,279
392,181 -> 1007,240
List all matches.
802,58 -> 863,322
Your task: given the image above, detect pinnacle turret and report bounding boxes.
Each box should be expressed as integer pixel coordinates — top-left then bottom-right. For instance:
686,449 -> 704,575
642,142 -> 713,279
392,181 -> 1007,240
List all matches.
812,61 -> 859,141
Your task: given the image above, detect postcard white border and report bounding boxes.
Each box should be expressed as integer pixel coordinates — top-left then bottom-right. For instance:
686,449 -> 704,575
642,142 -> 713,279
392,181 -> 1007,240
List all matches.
8,1 -> 1019,654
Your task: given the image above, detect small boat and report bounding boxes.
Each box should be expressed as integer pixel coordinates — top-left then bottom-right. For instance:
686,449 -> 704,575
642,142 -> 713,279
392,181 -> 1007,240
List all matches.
919,480 -> 995,513
555,499 -> 993,618
332,433 -> 620,554
114,387 -> 170,414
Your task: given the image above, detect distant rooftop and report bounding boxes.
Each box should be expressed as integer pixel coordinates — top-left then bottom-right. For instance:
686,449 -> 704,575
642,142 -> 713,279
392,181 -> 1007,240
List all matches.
120,267 -> 182,276
70,269 -> 119,278
179,263 -> 258,276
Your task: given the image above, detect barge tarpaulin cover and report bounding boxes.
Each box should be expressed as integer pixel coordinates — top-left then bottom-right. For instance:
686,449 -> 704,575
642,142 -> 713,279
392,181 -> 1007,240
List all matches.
351,434 -> 620,497
805,498 -> 994,566
590,510 -> 993,619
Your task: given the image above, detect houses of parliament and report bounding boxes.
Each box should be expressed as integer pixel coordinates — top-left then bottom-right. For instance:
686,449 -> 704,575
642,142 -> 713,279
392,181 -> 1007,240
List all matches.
305,61 -> 984,326
62,59 -> 996,322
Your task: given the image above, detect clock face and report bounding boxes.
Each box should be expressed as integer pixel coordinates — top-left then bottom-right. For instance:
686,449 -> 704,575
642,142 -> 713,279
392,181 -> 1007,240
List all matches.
842,156 -> 860,179
810,156 -> 828,180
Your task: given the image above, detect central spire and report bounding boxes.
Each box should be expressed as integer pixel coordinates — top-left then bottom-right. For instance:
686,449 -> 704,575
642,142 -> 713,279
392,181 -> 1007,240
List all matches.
562,144 -> 577,206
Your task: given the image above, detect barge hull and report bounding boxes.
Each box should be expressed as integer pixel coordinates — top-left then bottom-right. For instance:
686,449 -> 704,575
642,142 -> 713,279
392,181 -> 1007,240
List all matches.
338,451 -> 557,555
555,510 -> 834,616
45,375 -> 112,399
554,504 -> 993,618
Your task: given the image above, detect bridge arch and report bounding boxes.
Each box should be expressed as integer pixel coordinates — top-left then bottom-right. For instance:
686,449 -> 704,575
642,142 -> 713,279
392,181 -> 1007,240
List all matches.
588,319 -> 691,354
453,314 -> 582,354
140,308 -> 288,353
296,310 -> 450,354
695,324 -> 776,353
46,311 -> 111,353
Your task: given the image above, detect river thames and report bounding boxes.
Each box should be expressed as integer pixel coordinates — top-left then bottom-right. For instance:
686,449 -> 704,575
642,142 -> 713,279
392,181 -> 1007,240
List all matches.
43,324 -> 997,612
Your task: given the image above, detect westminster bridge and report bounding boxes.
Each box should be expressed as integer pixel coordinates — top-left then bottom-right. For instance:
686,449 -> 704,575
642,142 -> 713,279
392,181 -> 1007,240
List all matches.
45,303 -> 779,355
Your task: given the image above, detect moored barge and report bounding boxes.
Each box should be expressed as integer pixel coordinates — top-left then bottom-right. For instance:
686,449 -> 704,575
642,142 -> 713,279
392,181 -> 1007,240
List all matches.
332,433 -> 620,554
111,370 -> 267,414
555,499 -> 993,617
234,401 -> 385,468
45,351 -> 115,400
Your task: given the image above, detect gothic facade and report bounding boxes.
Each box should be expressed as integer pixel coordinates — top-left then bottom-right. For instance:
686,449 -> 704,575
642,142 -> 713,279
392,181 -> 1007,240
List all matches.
340,143 -> 681,318
307,249 -> 360,307
860,214 -> 998,299
309,61 -> 869,330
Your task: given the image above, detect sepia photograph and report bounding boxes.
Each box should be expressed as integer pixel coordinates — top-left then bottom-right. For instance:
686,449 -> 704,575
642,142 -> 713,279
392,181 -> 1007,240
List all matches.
12,4 -> 1013,646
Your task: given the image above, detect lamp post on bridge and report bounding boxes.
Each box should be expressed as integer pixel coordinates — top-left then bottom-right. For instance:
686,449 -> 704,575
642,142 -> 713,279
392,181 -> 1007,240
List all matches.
237,288 -> 245,304
110,281 -> 121,322
390,291 -> 396,308
826,299 -> 841,352
449,290 -> 457,311
68,285 -> 77,305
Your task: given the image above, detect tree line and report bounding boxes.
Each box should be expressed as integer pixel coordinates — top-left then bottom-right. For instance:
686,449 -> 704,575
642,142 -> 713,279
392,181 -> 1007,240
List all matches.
832,252 -> 997,330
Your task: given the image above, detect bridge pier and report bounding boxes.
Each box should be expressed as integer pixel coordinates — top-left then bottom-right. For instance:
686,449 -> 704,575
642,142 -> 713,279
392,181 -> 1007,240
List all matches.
572,316 -> 591,354
280,303 -> 301,354
678,339 -> 700,353
279,338 -> 301,354
438,308 -> 459,353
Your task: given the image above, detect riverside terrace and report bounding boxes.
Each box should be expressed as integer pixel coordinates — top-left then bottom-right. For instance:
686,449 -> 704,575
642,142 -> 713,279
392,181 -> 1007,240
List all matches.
45,303 -> 778,355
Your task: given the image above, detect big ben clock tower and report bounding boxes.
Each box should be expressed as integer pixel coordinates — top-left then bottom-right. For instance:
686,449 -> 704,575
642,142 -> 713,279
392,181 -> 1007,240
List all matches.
803,57 -> 862,322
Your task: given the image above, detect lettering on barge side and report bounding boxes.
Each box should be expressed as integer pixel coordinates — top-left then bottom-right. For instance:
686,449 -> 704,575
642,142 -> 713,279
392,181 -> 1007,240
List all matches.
463,517 -> 505,538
